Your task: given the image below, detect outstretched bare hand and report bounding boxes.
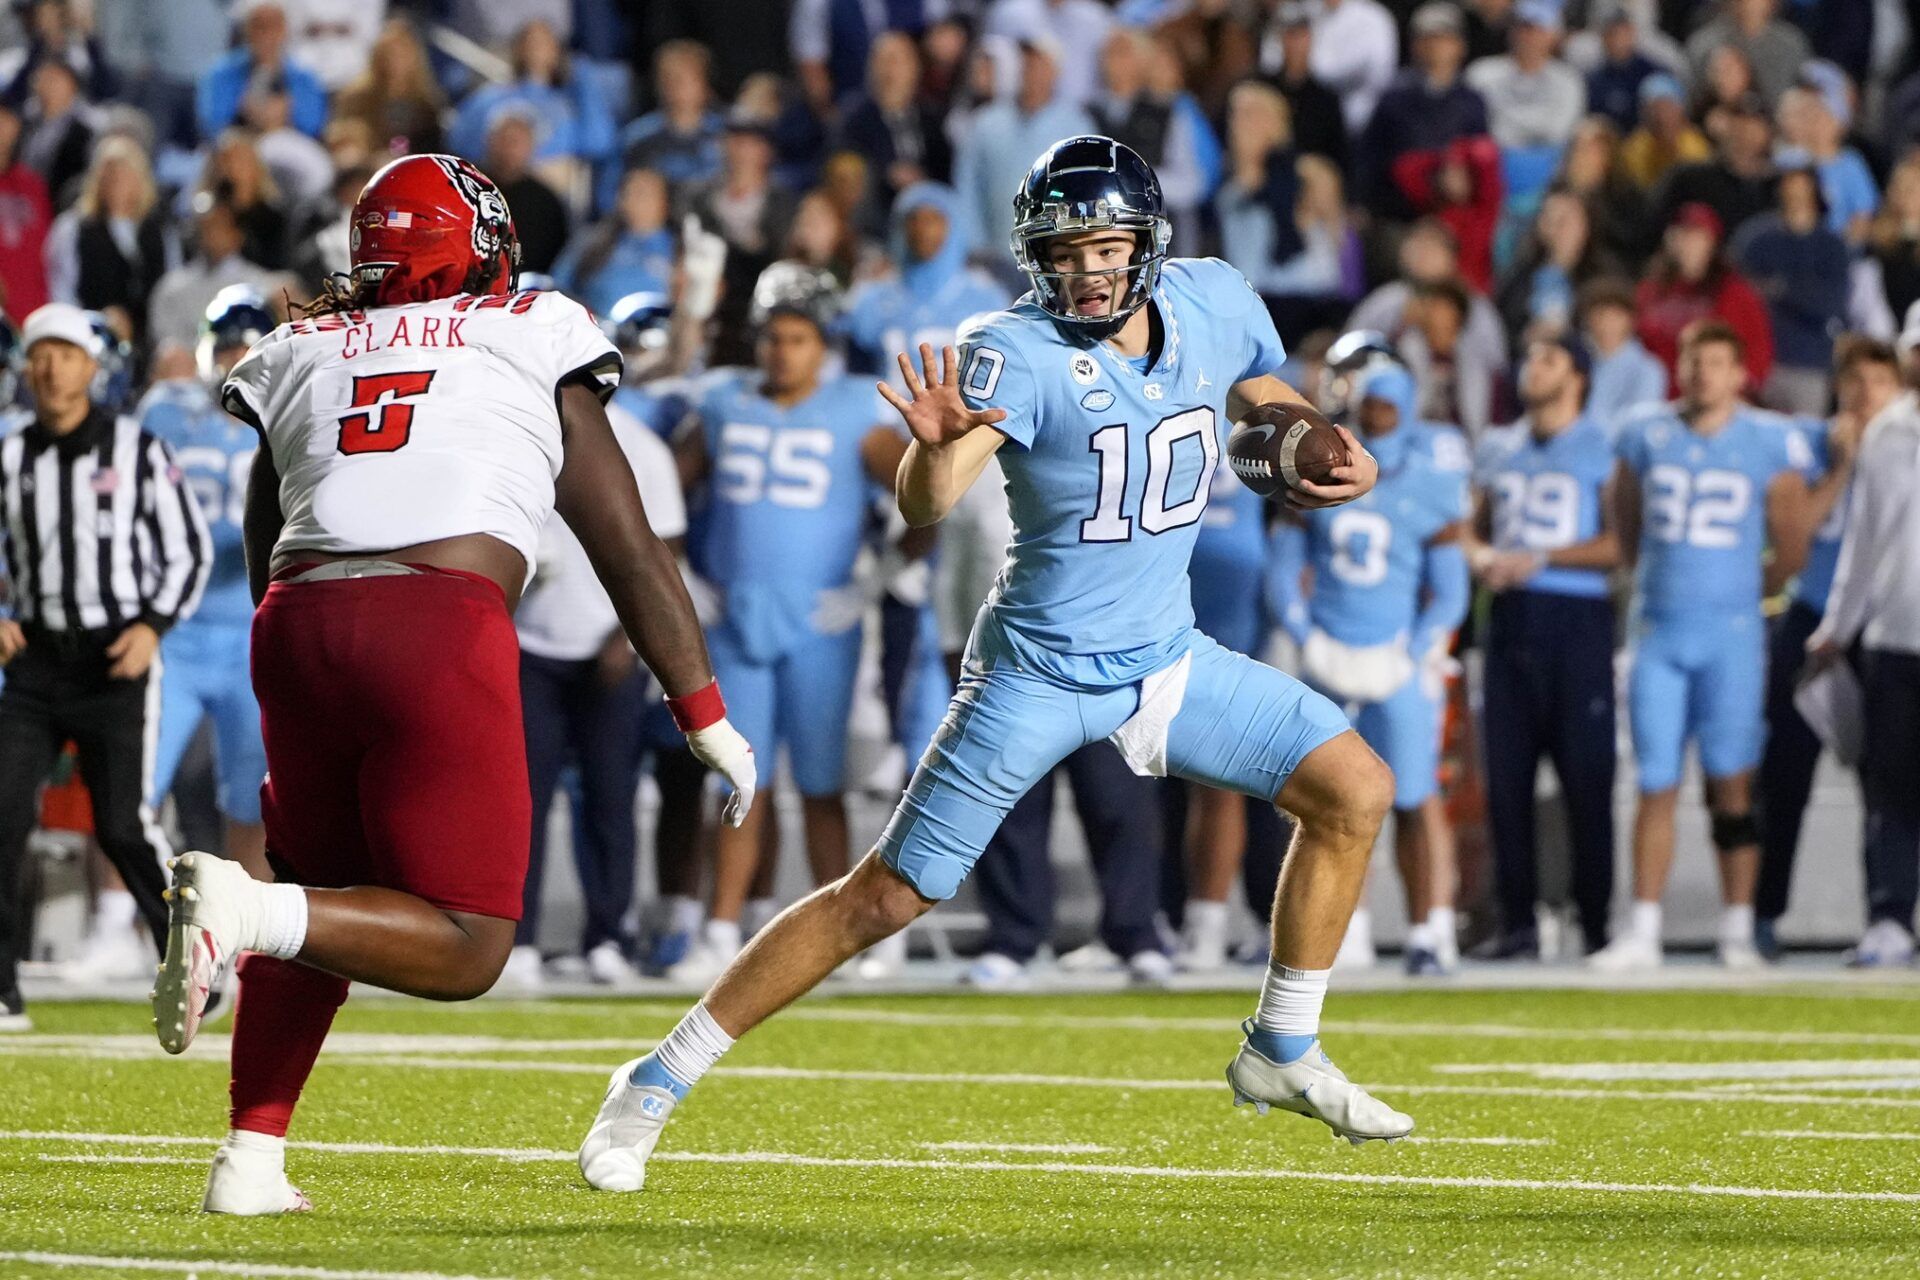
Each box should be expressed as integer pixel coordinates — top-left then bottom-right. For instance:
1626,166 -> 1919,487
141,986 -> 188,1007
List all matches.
877,343 -> 1008,448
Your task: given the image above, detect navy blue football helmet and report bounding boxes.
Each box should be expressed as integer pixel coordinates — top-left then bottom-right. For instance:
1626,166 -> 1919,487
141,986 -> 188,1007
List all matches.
602,291 -> 673,383
198,285 -> 276,386
1010,135 -> 1171,341
86,311 -> 134,413
748,261 -> 841,337
1318,329 -> 1406,421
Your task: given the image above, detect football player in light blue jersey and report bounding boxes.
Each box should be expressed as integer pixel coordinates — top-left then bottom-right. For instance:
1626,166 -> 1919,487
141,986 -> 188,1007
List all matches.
140,288 -> 271,881
1755,337 -> 1887,955
665,263 -> 910,984
582,138 -> 1413,1192
1270,364 -> 1470,977
1465,335 -> 1624,961
1593,320 -> 1843,972
603,293 -> 696,439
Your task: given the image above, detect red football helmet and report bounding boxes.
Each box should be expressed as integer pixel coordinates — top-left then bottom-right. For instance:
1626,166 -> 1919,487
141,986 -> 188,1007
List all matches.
349,154 -> 521,306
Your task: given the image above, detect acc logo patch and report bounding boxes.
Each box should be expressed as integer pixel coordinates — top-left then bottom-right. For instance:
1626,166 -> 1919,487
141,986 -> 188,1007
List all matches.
1070,352 -> 1099,385
1080,389 -> 1115,412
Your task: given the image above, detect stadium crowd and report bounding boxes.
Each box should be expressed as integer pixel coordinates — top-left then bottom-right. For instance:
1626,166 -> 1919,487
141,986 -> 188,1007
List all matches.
2,0 -> 1919,1018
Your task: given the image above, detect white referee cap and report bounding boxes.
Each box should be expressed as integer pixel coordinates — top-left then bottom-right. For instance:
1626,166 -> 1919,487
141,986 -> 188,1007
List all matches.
21,303 -> 101,357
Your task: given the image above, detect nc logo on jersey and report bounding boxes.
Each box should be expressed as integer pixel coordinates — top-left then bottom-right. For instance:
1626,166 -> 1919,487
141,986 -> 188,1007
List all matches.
1080,389 -> 1115,413
1144,383 -> 1164,401
1070,352 -> 1099,385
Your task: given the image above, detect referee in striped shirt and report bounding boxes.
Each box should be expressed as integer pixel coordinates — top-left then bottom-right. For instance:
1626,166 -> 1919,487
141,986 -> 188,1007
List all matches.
0,304 -> 211,1028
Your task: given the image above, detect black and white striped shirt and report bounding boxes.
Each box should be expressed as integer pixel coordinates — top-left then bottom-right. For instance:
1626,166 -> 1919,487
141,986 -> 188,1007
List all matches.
0,406 -> 212,634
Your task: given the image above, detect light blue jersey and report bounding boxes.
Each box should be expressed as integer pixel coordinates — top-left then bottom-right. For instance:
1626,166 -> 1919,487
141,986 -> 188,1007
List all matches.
613,378 -> 693,439
1475,415 -> 1617,600
1790,415 -> 1844,612
878,256 -> 1350,900
1615,403 -> 1816,620
1190,457 -> 1269,655
688,369 -> 884,795
843,181 -> 1010,380
1617,403 -> 1817,791
955,257 -> 1284,683
137,378 -> 266,822
137,380 -> 255,628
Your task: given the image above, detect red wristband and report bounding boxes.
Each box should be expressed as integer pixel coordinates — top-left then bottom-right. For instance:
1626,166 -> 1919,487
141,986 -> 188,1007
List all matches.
666,679 -> 726,733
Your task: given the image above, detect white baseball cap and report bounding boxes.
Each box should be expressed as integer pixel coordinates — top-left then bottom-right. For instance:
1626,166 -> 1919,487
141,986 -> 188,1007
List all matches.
21,302 -> 101,357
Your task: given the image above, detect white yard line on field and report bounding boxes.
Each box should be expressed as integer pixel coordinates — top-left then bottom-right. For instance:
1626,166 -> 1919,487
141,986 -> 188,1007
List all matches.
37,1154 -> 203,1165
1434,1059 -> 1920,1082
3,1130 -> 1916,1203
1743,1129 -> 1920,1141
0,1253 -> 528,1280
920,1141 -> 1114,1154
1398,1136 -> 1553,1146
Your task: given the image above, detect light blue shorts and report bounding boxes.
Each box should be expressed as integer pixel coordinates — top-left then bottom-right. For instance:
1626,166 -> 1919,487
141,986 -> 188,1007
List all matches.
1350,676 -> 1441,812
878,626 -> 1349,900
152,622 -> 267,823
1628,611 -> 1766,793
706,619 -> 864,797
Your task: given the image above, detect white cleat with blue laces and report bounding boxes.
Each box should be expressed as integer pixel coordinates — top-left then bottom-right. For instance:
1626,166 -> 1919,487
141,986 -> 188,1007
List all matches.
1226,1021 -> 1414,1145
579,1058 -> 679,1191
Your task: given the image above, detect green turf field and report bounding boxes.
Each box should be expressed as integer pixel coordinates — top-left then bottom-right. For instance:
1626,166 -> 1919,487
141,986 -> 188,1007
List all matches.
4,984 -> 1919,1279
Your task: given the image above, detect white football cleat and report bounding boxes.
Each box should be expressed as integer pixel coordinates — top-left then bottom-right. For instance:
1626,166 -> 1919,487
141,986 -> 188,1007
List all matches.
961,952 -> 1028,989
580,1058 -> 679,1192
1126,949 -> 1175,986
1330,916 -> 1377,972
852,931 -> 908,981
1057,940 -> 1119,973
1849,920 -> 1916,969
1176,909 -> 1230,972
585,941 -> 638,987
151,852 -> 255,1055
1716,933 -> 1766,970
1587,932 -> 1663,973
497,945 -> 545,989
63,922 -> 153,984
1226,1024 -> 1414,1145
203,1136 -> 312,1215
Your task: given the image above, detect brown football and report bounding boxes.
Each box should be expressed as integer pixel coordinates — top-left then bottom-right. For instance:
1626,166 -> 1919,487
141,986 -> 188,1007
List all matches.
1227,402 -> 1350,498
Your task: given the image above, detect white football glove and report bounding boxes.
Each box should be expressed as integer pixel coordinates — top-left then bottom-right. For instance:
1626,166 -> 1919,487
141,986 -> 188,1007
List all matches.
686,717 -> 756,827
679,215 -> 728,322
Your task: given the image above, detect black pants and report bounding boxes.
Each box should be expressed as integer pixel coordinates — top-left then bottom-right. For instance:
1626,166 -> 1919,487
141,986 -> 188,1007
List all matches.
518,652 -> 649,951
1481,591 -> 1616,947
1861,649 -> 1920,928
1757,600 -> 1825,921
0,631 -> 172,988
974,742 -> 1164,962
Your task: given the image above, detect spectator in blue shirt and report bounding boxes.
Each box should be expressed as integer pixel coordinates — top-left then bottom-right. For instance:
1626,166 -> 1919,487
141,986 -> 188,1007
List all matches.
1778,62 -> 1878,247
950,36 -> 1092,265
1576,277 -> 1667,427
554,168 -> 676,318
449,20 -> 616,171
1730,155 -> 1850,414
196,0 -> 327,141
606,39 -> 726,211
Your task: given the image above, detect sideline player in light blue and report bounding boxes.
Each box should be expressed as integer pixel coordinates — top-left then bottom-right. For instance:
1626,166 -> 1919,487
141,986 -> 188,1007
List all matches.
581,137 -> 1411,1192
666,262 -> 911,984
140,287 -> 272,880
1591,320 -> 1840,972
1270,364 -> 1470,977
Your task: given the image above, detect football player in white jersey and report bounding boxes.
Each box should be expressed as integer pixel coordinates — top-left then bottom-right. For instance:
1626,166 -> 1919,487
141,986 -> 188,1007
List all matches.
146,155 -> 756,1215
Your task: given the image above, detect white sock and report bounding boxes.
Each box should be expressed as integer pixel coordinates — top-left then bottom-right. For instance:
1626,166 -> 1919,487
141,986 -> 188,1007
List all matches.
702,918 -> 742,955
254,883 -> 308,959
1427,906 -> 1456,943
1253,963 -> 1330,1037
96,889 -> 137,931
1630,900 -> 1662,944
1406,921 -> 1435,952
224,1128 -> 286,1161
652,1003 -> 735,1088
1185,899 -> 1228,940
742,897 -> 778,937
1719,904 -> 1755,942
666,895 -> 703,935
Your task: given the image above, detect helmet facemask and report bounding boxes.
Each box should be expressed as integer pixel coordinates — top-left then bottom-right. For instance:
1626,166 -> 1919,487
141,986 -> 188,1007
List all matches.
1013,209 -> 1169,342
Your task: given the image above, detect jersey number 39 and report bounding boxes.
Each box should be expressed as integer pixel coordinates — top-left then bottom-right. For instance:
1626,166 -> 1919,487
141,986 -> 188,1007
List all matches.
338,371 -> 438,455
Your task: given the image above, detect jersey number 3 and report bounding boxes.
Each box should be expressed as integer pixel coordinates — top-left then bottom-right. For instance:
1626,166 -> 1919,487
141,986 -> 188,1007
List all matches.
338,371 -> 437,455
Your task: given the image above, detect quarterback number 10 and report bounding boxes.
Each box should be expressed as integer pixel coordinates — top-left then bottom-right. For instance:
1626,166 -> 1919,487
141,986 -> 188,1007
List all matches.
338,370 -> 438,455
